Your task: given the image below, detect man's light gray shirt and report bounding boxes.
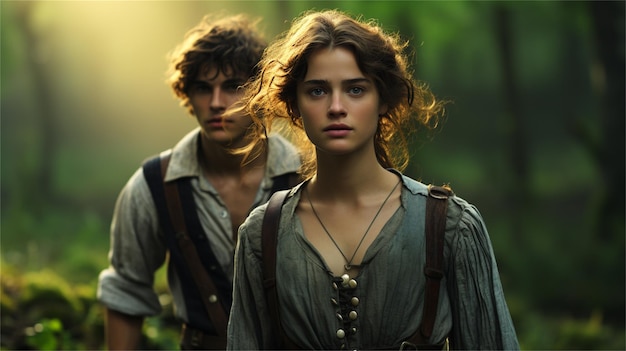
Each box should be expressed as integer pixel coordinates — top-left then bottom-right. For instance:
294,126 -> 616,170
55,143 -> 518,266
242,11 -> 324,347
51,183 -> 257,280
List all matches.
97,128 -> 301,323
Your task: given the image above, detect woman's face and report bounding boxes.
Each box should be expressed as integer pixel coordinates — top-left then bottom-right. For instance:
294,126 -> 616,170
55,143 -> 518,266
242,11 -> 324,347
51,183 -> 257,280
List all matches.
296,47 -> 386,157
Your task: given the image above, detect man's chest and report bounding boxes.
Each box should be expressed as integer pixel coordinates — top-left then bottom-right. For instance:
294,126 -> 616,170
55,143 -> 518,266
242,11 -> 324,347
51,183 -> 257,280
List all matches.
208,175 -> 264,238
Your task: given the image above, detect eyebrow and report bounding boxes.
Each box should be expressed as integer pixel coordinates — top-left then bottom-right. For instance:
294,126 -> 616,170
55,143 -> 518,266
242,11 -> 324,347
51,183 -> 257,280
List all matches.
302,78 -> 371,85
192,78 -> 246,86
223,78 -> 246,85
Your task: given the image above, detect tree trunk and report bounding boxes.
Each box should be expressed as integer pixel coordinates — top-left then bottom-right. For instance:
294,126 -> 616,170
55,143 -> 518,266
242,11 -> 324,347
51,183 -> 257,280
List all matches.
15,1 -> 57,208
588,1 -> 625,241
494,4 -> 529,242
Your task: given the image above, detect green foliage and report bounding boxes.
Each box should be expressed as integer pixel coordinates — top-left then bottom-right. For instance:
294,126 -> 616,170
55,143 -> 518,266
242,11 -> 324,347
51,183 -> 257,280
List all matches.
0,247 -> 180,350
1,261 -> 89,349
1,205 -> 110,283
21,270 -> 84,327
143,316 -> 180,350
514,308 -> 626,350
556,311 -> 625,350
24,318 -> 77,351
0,199 -> 180,349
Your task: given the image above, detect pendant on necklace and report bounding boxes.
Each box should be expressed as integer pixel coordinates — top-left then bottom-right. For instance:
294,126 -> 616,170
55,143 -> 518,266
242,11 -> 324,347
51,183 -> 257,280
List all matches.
344,264 -> 352,271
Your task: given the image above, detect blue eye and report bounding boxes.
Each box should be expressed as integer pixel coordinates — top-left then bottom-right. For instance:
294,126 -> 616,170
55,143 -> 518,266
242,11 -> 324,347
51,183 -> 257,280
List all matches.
310,88 -> 325,96
349,86 -> 364,95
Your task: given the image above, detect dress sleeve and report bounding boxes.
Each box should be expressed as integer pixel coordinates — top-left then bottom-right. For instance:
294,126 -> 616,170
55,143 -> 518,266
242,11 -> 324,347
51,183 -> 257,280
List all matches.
96,168 -> 166,316
227,204 -> 275,350
445,197 -> 520,350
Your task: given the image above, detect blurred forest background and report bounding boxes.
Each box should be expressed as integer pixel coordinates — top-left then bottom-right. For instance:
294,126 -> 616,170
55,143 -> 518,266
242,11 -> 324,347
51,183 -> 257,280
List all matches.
1,0 -> 624,349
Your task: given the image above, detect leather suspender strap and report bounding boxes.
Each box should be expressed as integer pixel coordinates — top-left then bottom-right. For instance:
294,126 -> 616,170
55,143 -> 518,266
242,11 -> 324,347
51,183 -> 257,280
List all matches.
420,185 -> 451,338
159,153 -> 229,338
261,189 -> 296,349
404,184 -> 452,349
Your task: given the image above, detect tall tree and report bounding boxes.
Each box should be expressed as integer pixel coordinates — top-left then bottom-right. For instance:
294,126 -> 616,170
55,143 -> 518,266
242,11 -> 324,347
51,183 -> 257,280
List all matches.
587,1 -> 625,241
14,1 -> 58,208
494,3 -> 529,242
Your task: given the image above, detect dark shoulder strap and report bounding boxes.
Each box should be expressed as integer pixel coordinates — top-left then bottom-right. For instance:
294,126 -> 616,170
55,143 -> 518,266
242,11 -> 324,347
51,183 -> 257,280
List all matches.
157,153 -> 229,339
405,184 -> 453,349
260,173 -> 301,298
270,172 -> 301,194
261,189 -> 300,349
261,190 -> 289,289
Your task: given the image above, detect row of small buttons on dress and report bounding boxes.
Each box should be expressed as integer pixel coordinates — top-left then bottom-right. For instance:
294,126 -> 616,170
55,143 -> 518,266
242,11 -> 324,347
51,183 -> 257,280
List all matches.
332,274 -> 360,349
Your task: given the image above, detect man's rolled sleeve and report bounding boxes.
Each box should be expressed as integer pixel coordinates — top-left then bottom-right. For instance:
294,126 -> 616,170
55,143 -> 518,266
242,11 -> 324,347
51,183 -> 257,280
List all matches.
97,168 -> 167,317
97,268 -> 161,316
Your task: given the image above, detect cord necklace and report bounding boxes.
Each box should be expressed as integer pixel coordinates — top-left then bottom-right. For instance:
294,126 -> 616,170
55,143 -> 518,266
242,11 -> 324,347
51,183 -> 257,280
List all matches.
305,179 -> 401,272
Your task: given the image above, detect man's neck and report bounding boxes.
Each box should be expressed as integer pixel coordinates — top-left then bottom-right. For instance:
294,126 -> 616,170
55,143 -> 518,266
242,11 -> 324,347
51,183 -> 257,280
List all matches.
199,137 -> 266,177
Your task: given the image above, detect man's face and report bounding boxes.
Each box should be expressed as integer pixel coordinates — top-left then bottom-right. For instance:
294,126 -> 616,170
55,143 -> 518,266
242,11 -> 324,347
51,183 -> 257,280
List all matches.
188,67 -> 252,148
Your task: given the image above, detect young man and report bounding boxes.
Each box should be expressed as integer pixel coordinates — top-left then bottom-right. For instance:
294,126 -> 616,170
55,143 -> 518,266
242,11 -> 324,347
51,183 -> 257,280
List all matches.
97,14 -> 300,350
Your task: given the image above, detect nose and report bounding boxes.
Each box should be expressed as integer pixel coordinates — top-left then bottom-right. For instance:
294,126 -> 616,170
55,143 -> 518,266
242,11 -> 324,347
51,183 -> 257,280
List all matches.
328,93 -> 347,119
210,88 -> 225,111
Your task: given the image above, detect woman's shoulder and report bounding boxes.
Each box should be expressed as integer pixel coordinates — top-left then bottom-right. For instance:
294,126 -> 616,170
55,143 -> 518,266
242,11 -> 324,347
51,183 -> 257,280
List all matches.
399,174 -> 429,196
397,172 -> 486,235
238,202 -> 268,248
446,191 -> 487,235
441,191 -> 492,256
238,185 -> 303,255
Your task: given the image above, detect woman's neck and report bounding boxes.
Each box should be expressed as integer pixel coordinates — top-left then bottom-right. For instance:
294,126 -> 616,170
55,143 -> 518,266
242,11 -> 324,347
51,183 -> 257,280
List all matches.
309,150 -> 397,201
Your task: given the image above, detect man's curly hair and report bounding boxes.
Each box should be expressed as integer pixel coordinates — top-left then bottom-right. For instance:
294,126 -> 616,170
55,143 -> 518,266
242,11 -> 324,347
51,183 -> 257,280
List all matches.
166,14 -> 266,115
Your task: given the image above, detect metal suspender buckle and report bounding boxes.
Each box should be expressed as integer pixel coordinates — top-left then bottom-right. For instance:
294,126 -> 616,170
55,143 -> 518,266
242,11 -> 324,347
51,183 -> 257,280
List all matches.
427,185 -> 452,200
424,267 -> 444,280
190,328 -> 202,347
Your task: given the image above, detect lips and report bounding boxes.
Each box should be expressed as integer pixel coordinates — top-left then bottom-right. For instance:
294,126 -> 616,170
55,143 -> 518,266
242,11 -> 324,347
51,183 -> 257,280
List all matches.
323,123 -> 352,132
207,116 -> 232,128
323,123 -> 352,137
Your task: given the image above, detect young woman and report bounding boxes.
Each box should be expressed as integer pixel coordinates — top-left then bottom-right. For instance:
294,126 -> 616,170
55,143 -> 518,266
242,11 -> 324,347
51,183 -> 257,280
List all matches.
227,10 -> 519,350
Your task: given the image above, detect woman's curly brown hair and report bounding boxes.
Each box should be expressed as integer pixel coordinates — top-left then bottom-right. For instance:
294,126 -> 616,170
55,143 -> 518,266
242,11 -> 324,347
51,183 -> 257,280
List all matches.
239,10 -> 445,178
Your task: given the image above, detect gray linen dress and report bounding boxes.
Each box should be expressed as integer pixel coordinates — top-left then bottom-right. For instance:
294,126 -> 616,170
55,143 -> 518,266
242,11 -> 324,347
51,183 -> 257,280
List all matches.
227,173 -> 519,350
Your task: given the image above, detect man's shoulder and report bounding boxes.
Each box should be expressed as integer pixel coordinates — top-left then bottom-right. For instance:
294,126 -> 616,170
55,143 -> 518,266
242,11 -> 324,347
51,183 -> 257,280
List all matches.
267,133 -> 298,155
267,133 -> 301,174
165,129 -> 202,181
